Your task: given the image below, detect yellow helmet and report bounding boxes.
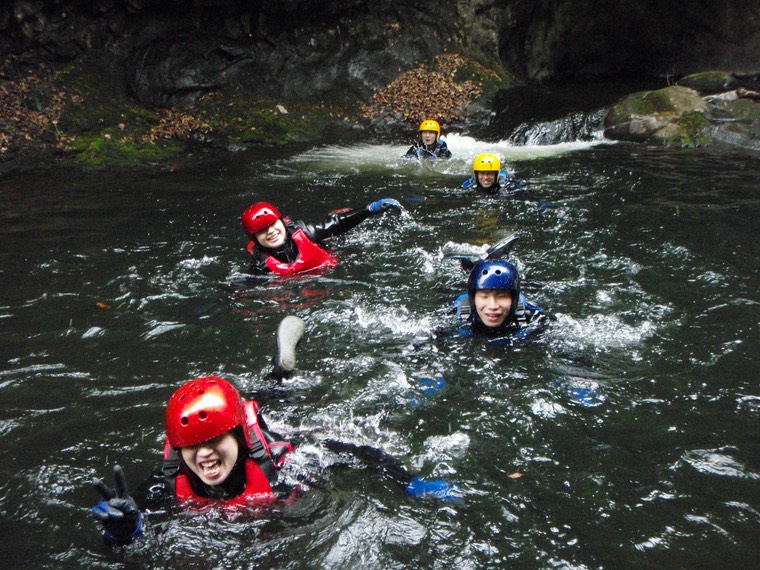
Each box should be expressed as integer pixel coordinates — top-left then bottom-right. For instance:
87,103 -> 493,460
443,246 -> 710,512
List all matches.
473,153 -> 501,173
418,119 -> 441,139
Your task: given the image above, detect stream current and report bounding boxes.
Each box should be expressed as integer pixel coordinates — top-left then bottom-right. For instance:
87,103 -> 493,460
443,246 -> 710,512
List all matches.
0,133 -> 758,568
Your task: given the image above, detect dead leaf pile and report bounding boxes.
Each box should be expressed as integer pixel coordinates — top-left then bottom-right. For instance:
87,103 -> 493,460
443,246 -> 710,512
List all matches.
144,108 -> 213,143
0,57 -> 69,153
361,53 -> 483,125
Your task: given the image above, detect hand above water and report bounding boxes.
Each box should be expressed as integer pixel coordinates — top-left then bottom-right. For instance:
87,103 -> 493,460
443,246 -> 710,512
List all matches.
368,198 -> 402,214
91,465 -> 143,545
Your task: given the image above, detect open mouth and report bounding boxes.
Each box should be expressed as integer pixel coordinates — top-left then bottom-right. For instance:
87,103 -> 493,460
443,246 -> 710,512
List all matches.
199,459 -> 222,478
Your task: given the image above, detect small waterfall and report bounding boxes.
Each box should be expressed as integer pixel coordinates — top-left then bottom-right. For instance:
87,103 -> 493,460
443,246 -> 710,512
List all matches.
507,108 -> 608,145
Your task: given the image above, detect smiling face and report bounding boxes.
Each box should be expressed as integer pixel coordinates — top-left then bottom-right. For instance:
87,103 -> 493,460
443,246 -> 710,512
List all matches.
420,130 -> 438,145
180,431 -> 240,486
254,219 -> 287,249
474,289 -> 513,328
476,171 -> 497,188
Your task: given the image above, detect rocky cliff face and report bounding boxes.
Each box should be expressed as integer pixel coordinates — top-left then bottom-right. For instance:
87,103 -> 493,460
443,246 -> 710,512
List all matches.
499,0 -> 760,82
3,0 -> 758,104
1,0 -> 758,162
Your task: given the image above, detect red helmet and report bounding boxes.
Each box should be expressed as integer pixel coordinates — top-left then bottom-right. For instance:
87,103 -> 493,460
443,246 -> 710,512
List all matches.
242,202 -> 282,235
166,376 -> 253,449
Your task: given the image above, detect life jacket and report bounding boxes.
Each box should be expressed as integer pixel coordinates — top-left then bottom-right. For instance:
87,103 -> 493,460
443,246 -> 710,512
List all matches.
162,400 -> 293,510
247,227 -> 337,275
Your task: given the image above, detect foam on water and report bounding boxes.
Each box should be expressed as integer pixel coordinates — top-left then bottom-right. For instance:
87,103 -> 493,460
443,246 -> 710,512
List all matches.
287,134 -> 610,176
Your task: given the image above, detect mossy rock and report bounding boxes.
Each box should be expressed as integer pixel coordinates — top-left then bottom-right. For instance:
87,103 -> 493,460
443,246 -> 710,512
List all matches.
714,99 -> 760,148
605,86 -> 709,144
67,131 -> 183,167
640,86 -> 708,115
193,95 -> 341,146
652,112 -> 711,148
677,70 -> 735,92
56,61 -> 157,135
607,85 -> 707,121
454,57 -> 516,94
725,98 -> 760,121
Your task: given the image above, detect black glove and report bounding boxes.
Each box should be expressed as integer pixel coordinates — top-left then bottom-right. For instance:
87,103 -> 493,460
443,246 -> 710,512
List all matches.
91,465 -> 143,545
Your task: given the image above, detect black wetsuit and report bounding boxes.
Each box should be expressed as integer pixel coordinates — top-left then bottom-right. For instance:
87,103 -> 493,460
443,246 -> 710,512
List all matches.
404,140 -> 452,159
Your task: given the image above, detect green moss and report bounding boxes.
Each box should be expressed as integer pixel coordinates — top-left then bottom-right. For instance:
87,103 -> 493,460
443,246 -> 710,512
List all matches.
56,61 -> 148,134
454,57 -> 515,93
677,70 -> 734,92
726,98 -> 760,121
658,112 -> 711,148
195,95 -> 337,146
606,85 -> 712,144
642,86 -> 707,114
611,86 -> 707,121
623,91 -> 660,115
68,131 -> 182,167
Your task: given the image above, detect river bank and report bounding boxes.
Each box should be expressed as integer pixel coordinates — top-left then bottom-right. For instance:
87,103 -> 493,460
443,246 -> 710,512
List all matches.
2,1 -> 759,169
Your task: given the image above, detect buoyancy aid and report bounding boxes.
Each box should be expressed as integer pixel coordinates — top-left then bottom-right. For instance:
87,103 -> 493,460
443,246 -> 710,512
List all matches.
162,400 -> 293,509
173,458 -> 276,509
247,227 -> 337,275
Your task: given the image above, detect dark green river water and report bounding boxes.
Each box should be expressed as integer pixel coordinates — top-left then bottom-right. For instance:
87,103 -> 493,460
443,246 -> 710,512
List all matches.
0,136 -> 758,568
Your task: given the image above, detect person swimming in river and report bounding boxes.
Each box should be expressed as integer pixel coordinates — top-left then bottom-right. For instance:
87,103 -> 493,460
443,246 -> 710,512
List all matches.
460,153 -> 526,195
242,199 -> 402,275
452,259 -> 548,341
90,317 -> 459,547
403,119 -> 452,160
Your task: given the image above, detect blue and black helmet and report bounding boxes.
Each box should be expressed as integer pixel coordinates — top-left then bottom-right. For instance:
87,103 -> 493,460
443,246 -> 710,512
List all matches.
467,260 -> 521,330
467,259 -> 520,294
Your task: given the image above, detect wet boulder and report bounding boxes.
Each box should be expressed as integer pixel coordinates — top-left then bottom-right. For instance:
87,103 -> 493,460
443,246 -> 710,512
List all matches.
677,70 -> 736,92
705,89 -> 760,151
604,85 -> 709,146
605,80 -> 760,149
